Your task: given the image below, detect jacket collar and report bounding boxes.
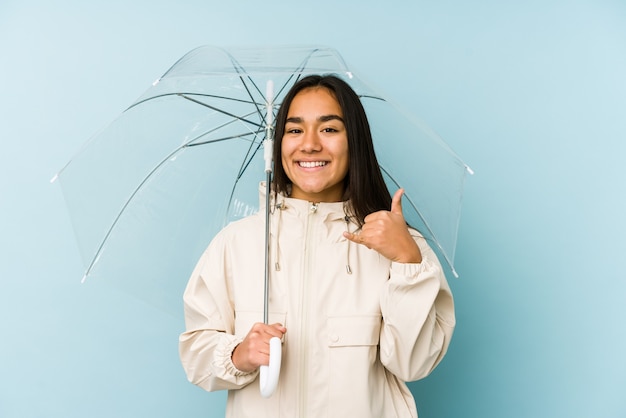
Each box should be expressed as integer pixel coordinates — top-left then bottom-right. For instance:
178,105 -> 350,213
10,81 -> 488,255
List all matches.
259,181 -> 348,222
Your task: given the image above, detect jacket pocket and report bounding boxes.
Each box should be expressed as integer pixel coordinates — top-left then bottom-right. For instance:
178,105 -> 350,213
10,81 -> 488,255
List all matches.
327,315 -> 381,347
327,315 -> 383,417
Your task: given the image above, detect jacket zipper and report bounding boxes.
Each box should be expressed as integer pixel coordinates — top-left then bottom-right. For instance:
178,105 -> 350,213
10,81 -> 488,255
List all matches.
298,202 -> 318,417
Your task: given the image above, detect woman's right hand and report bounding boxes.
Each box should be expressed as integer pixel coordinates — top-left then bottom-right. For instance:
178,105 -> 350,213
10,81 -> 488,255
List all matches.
231,323 -> 286,373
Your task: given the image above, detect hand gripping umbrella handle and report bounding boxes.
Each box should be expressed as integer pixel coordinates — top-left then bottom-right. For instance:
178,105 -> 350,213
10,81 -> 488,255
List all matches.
259,336 -> 282,398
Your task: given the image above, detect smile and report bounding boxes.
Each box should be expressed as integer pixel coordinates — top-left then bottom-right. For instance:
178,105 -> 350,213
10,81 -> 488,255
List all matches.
298,161 -> 328,168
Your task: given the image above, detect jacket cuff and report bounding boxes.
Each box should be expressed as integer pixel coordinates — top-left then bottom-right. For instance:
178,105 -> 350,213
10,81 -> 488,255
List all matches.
216,336 -> 258,378
390,257 -> 439,283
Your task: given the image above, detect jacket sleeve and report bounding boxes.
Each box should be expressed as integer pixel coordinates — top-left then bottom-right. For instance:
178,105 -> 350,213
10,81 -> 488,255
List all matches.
379,230 -> 455,382
178,233 -> 259,392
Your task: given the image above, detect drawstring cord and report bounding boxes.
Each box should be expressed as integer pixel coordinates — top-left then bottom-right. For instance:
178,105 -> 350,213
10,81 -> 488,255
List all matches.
273,199 -> 284,272
344,215 -> 353,275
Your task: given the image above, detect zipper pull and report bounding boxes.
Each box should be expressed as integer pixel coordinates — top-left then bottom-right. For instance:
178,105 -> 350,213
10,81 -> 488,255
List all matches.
310,202 -> 318,213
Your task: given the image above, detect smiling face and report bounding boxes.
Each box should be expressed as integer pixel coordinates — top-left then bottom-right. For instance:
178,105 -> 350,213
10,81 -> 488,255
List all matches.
280,87 -> 349,203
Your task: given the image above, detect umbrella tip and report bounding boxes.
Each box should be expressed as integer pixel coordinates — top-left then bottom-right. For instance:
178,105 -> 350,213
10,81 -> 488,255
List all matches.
50,173 -> 59,183
465,165 -> 475,176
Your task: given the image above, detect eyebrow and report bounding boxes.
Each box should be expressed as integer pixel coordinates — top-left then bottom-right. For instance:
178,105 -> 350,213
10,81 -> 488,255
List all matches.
286,114 -> 344,124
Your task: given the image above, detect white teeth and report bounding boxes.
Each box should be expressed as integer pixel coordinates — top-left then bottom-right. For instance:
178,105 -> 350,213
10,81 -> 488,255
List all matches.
299,161 -> 327,168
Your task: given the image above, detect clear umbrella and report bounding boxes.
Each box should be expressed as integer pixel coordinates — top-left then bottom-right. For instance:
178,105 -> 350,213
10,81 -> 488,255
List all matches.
53,44 -> 472,395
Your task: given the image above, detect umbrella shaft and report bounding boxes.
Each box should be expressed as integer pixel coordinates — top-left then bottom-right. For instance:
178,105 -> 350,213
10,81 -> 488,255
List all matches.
263,170 -> 271,325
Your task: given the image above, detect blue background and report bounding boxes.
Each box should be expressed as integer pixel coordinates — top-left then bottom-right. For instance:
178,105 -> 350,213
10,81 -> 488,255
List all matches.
1,1 -> 625,417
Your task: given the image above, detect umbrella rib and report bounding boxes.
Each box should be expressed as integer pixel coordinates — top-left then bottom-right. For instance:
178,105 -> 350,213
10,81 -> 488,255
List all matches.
234,128 -> 265,179
359,94 -> 385,101
182,102 -> 268,148
127,92 -> 260,111
185,109 -> 263,146
232,74 -> 267,127
225,53 -> 271,124
178,94 -> 263,128
223,131 -> 265,222
186,131 -> 258,147
127,92 -> 266,131
188,127 -> 266,182
82,145 -> 189,280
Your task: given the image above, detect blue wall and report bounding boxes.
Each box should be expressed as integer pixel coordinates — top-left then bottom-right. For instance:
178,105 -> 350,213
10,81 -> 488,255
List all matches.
1,1 -> 624,417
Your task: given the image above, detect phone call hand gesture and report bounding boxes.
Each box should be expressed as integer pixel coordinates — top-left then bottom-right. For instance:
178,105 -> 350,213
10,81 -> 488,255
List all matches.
344,189 -> 422,264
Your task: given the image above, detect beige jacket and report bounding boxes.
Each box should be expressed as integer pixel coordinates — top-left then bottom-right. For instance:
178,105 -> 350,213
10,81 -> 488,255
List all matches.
179,189 -> 455,417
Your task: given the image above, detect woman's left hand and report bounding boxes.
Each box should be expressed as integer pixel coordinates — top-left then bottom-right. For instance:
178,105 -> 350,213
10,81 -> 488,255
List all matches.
344,188 -> 422,264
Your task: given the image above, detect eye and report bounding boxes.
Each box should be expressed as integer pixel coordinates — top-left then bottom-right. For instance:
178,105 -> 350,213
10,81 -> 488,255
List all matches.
286,128 -> 302,134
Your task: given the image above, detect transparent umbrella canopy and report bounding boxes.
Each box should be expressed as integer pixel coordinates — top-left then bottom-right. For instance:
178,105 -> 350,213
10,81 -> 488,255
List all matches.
54,45 -> 472,315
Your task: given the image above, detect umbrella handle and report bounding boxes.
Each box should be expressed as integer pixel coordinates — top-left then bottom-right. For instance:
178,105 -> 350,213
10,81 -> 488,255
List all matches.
259,336 -> 282,398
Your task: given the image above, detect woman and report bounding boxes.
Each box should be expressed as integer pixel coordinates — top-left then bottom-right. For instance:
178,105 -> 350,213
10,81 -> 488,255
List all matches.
179,75 -> 455,417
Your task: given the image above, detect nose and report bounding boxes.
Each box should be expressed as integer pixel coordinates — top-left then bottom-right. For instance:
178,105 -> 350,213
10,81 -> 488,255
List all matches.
300,129 -> 322,153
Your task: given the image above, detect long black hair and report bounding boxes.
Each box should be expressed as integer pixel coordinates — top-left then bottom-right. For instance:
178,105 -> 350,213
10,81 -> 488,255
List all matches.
272,74 -> 391,226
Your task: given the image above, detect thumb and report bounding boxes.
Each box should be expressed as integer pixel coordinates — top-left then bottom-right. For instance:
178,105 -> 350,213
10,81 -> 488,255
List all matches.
390,188 -> 404,215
